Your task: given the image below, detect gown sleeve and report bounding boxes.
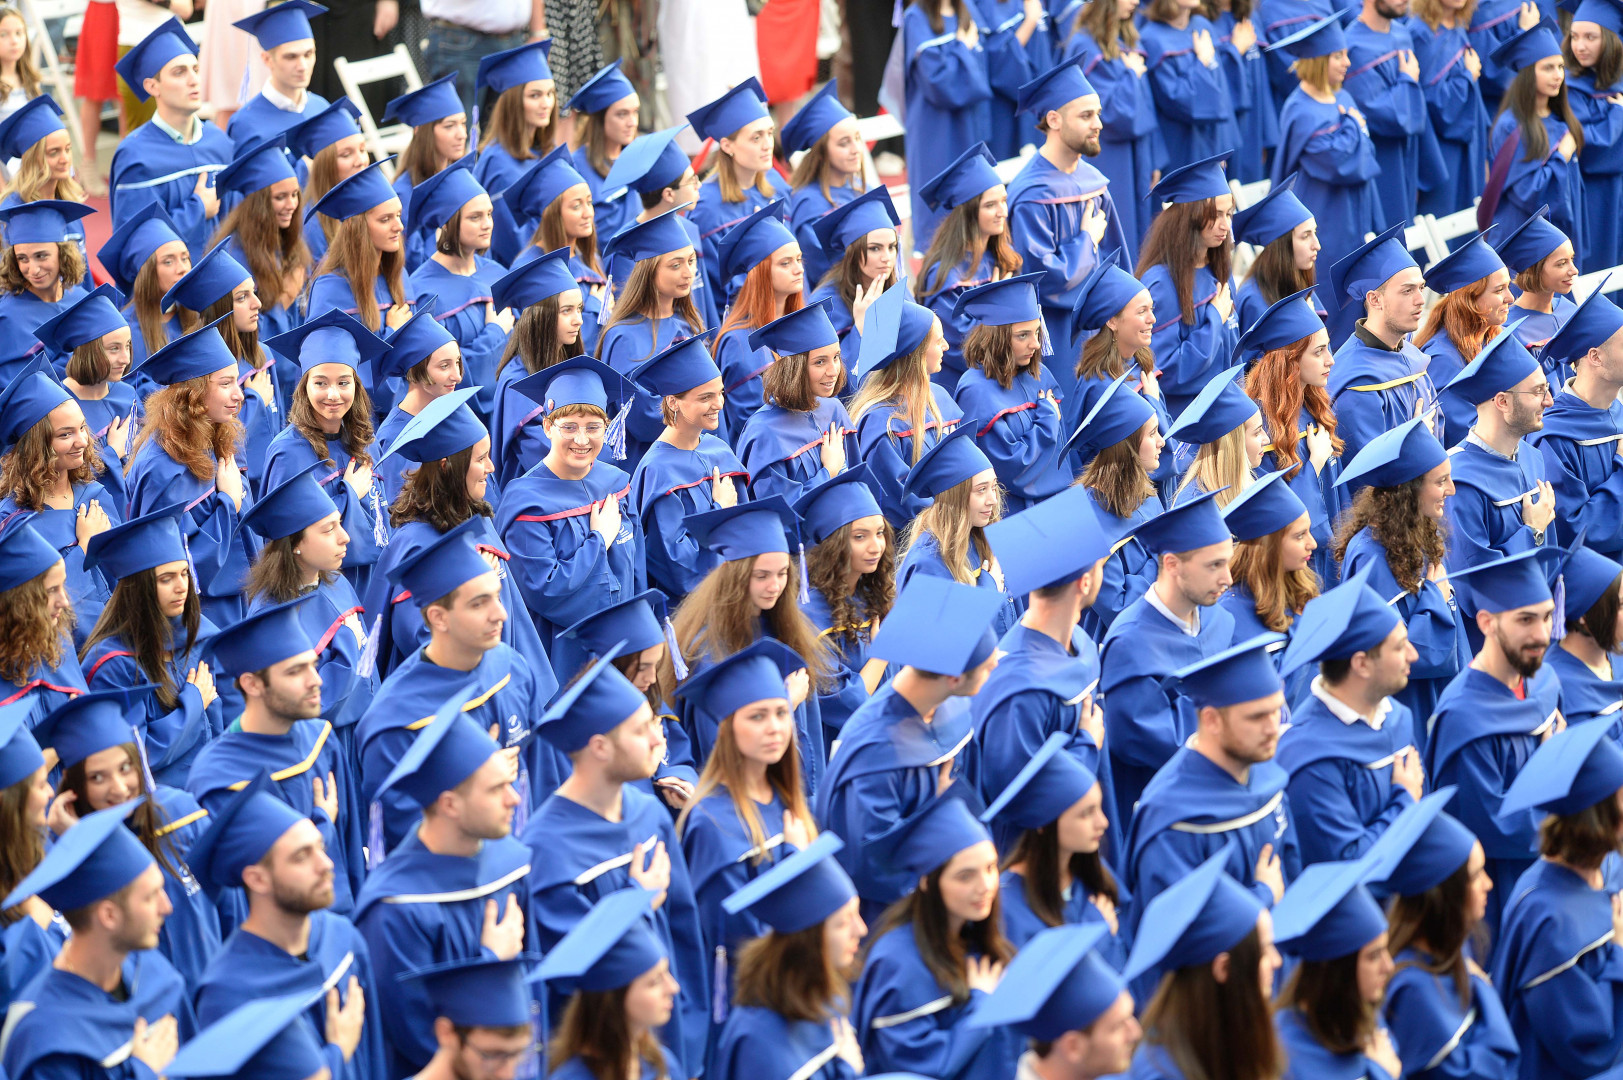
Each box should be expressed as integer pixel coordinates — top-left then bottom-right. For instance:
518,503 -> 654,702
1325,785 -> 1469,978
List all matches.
1292,110 -> 1384,185
86,652 -> 216,777
1514,940 -> 1623,1076
857,956 -> 996,1080
907,27 -> 994,110
1536,436 -> 1623,553
1286,758 -> 1413,864
1144,273 -> 1228,404
503,514 -> 620,632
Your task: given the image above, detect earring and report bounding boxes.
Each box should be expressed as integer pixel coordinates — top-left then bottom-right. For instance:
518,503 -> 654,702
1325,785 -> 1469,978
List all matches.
294,549 -> 301,555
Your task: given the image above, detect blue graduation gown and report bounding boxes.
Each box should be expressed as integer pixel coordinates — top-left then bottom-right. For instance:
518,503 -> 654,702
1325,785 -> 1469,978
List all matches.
0,482 -> 119,650
1277,1007 -> 1395,1080
109,121 -> 232,257
262,426 -> 387,599
246,578 -> 375,753
715,326 -> 776,438
234,356 -> 286,496
808,280 -> 863,374
1099,595 -> 1236,823
352,829 -> 539,1077
599,315 -> 698,471
121,303 -> 182,385
1505,294 -> 1578,358
1543,645 -> 1623,740
789,180 -> 859,297
1063,30 -> 1162,253
407,257 -> 511,423
1266,416 -> 1344,586
1080,490 -> 1161,641
1426,664 -> 1563,934
144,785 -> 221,987
193,913 -> 385,1080
225,90 -> 329,154
982,0 -> 1049,160
1327,333 -> 1437,472
1470,0 -> 1527,112
474,142 -> 537,269
220,236 -> 302,368
0,283 -> 90,386
712,1007 -> 857,1080
998,867 -> 1131,968
1412,20 -> 1490,219
1421,334 -> 1481,450
0,913 -> 65,1015
853,388 -> 965,529
1343,18 -> 1434,230
1444,438 -> 1548,573
494,458 -> 644,648
1139,16 -> 1238,173
1383,946 -> 1519,1079
800,586 -> 878,748
919,253 -> 994,393
356,643 -> 561,855
1143,264 -> 1238,417
371,402 -> 414,505
1569,74 -> 1623,271
736,397 -> 857,504
1255,0 -> 1341,109
1213,12 -> 1277,184
902,3 -> 993,247
521,787 -> 709,1079
1528,385 -> 1623,557
851,927 -> 1021,1080
1217,586 -> 1312,705
896,533 -> 1021,642
1276,687 -> 1417,866
953,369 -> 1071,513
1,653 -> 86,731
491,356 -> 550,490
1490,112 -> 1587,263
550,1051 -> 673,1080
629,434 -> 750,602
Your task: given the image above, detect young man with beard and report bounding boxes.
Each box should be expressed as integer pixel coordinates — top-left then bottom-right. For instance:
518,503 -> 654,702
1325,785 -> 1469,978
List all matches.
354,691 -> 536,1078
1,802 -> 194,1080
1005,61 -> 1126,385
1342,0 -> 1432,234
188,773 -> 379,1080
186,598 -> 367,925
400,957 -> 538,1080
1426,546 -> 1567,937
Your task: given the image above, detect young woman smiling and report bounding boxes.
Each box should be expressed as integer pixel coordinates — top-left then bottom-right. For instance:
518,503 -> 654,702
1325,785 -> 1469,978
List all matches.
809,186 -> 903,373
686,79 -> 781,300
782,82 -> 867,295
383,74 -> 469,272
566,60 -> 642,245
0,97 -> 87,263
509,146 -> 609,353
474,40 -> 559,267
35,285 -> 138,491
1414,230 -> 1516,447
1498,208 -> 1580,353
288,98 -> 373,265
737,301 -> 854,505
0,199 -> 92,383
489,250 -> 587,488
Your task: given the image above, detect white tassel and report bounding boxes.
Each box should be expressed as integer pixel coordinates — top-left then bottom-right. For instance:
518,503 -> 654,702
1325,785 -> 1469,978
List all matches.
605,401 -> 629,461
367,801 -> 386,869
892,0 -> 903,26
665,617 -> 689,680
1552,573 -> 1567,643
359,612 -> 383,679
183,533 -> 200,595
798,543 -> 811,605
371,486 -> 388,546
1039,313 -> 1054,357
130,723 -> 159,796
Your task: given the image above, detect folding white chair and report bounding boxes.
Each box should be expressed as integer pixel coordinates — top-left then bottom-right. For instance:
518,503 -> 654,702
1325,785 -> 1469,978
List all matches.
1572,265 -> 1623,302
1230,178 -> 1271,210
333,43 -> 423,181
21,0 -> 90,171
1424,200 -> 1483,255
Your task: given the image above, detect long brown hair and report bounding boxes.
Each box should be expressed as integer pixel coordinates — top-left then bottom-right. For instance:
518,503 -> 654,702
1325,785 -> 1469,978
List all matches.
81,567 -> 201,710
1244,337 -> 1340,478
1414,276 -> 1503,359
130,254 -> 198,358
761,346 -> 847,411
911,0 -> 975,36
1077,323 -> 1155,383
1276,950 -> 1379,1056
313,213 -> 408,332
65,335 -> 116,386
962,321 -> 1044,389
916,197 -> 1022,299
847,336 -> 945,465
1500,63 -> 1585,161
1140,927 -> 1283,1080
1412,0 -> 1478,29
502,292 -> 585,378
0,772 -> 43,927
1137,199 -> 1233,325
1229,527 -> 1319,633
1330,478 -> 1448,594
400,122 -> 446,187
1078,421 -> 1158,518
901,475 -> 1002,586
0,411 -> 103,511
708,145 -> 776,204
480,84 -> 556,161
244,532 -> 335,605
0,570 -> 69,685
129,376 -> 242,481
821,232 -> 901,310
287,368 -> 376,468
789,129 -> 867,204
865,860 -> 1015,1003
806,517 -> 896,650
195,292 -> 264,369
389,446 -> 493,532
60,746 -> 187,879
676,711 -> 816,861
209,186 -> 311,310
575,108 -> 628,180
1078,0 -> 1142,58
1005,819 -> 1119,927
1569,570 -> 1623,651
732,920 -> 850,1021
719,258 -> 805,345
1387,858 -> 1478,1008
548,986 -> 669,1080
601,257 -> 703,359
1565,27 -> 1623,93
1242,232 -> 1315,308
533,198 -> 602,276
0,239 -> 84,295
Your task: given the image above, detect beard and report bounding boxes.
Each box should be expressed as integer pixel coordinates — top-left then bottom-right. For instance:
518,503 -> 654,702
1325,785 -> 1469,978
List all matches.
1374,0 -> 1407,16
264,682 -> 322,722
1508,396 -> 1545,437
1065,131 -> 1102,157
1495,627 -> 1546,680
273,873 -> 334,914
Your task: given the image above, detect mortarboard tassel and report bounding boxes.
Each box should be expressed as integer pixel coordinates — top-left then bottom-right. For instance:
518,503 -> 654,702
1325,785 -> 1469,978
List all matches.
371,486 -> 388,546
182,533 -> 200,596
1551,573 -> 1567,643
798,543 -> 811,605
892,0 -> 904,26
358,612 -> 383,680
367,801 -> 386,869
512,764 -> 531,835
1039,313 -> 1054,357
665,616 -> 689,680
712,947 -> 730,1024
606,400 -> 629,461
130,723 -> 160,803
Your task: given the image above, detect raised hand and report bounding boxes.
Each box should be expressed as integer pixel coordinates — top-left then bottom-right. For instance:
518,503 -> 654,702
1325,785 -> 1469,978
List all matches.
1082,201 -> 1109,245
106,413 -> 132,460
131,1015 -> 178,1074
1399,49 -> 1421,82
628,840 -> 672,908
785,668 -> 811,710
590,495 -> 623,545
481,895 -> 526,960
820,423 -> 847,475
1256,842 -> 1285,904
326,977 -> 366,1061
187,663 -> 219,710
1212,281 -> 1234,321
1521,479 -> 1556,534
344,456 -> 374,500
385,302 -> 415,330
1392,746 -> 1424,801
965,955 -> 1005,994
1464,47 -> 1482,80
217,453 -> 245,509
1305,421 -> 1333,474
75,499 -> 110,550
1193,28 -> 1216,66
712,468 -> 739,509
312,770 -> 339,824
851,276 -> 886,335
1231,18 -> 1256,54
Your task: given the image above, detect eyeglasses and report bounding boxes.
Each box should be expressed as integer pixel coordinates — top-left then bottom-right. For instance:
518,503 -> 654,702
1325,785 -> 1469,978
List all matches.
460,1041 -> 532,1066
552,422 -> 606,438
1505,384 -> 1553,399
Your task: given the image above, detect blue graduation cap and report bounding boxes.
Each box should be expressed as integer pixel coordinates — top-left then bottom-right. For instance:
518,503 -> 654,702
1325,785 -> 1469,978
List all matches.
748,296 -> 841,356
1166,633 -> 1286,709
186,772 -> 307,892
602,125 -> 692,196
870,575 -> 1004,675
34,283 -> 126,359
1334,416 -> 1447,491
1330,222 -> 1419,309
376,684 -> 504,809
1122,845 -> 1264,981
779,79 -> 854,153
386,517 -> 496,609
204,596 -> 319,677
286,97 -> 362,160
82,504 -> 188,582
97,203 -> 184,294
379,303 -> 458,381
985,484 -> 1115,596
1232,287 -> 1324,365
164,990 -> 328,1080
811,184 -> 901,256
1271,859 -> 1388,961
981,731 -> 1099,831
1166,366 -> 1257,445
1493,204 -> 1569,273
1573,0 -> 1623,37
0,95 -> 63,161
1501,719 -> 1623,821
1,799 -> 151,910
1563,544 -> 1622,621
856,281 -> 936,379
114,16 -> 197,102
31,687 -> 156,773
952,272 -> 1043,327
136,315 -> 237,386
717,199 -> 797,282
1059,371 -> 1156,463
491,246 -> 579,312
530,886 -> 666,991
383,73 -> 464,128
673,637 -> 805,723
685,77 -> 770,141
628,327 -> 722,396
685,496 -> 798,561
1489,17 -> 1563,71
233,0 -> 325,48
0,514 -> 60,591
1231,173 -> 1313,248
903,422 -> 992,500
1440,328 -> 1541,405
557,588 -> 670,660
882,786 -> 993,879
569,58 -> 637,115
1540,283 -> 1623,372
792,464 -> 884,546
1070,255 -> 1148,334
1130,488 -> 1231,557
476,38 -> 553,96
500,145 -> 589,220
722,832 -> 857,932
1221,468 -> 1308,542
262,307 -> 391,376
0,198 -> 95,245
406,154 -> 486,236
400,955 -> 539,1030
1017,59 -> 1098,118
1263,10 -> 1347,56
1446,545 -> 1567,616
970,926 -> 1123,1038
373,386 -> 487,466
513,354 -> 632,415
604,204 -> 696,264
917,142 -> 1001,213
239,462 -> 338,541
535,645 -> 650,752
0,357 -> 70,451
1148,151 -> 1232,205
1423,226 -> 1505,295
306,157 -> 398,222
161,239 -> 249,314
0,699 -> 44,789
1364,787 -> 1474,896
1278,566 -> 1401,675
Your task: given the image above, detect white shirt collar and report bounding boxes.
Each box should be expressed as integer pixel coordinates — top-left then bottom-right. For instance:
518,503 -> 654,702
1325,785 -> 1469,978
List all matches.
1309,674 -> 1393,730
260,82 -> 306,112
1146,587 -> 1200,636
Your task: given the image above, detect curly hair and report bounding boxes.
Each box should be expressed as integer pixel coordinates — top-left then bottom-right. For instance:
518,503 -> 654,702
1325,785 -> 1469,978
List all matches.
1077,421 -> 1159,519
1229,527 -> 1319,633
1331,478 -> 1448,594
0,570 -> 70,685
389,446 -> 493,532
287,369 -> 376,469
0,239 -> 84,295
81,566 -> 201,710
0,410 -> 103,511
128,376 -> 243,482
1244,337 -> 1341,479
1413,275 -> 1503,362
806,517 -> 896,651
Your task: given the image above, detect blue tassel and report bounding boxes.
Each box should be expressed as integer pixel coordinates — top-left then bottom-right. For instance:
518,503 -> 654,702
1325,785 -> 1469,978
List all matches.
712,947 -> 730,1024
367,801 -> 386,869
1552,573 -> 1567,643
665,617 -> 689,680
1039,314 -> 1054,357
892,0 -> 903,26
798,544 -> 811,605
358,612 -> 383,679
606,402 -> 629,461
512,765 -> 531,836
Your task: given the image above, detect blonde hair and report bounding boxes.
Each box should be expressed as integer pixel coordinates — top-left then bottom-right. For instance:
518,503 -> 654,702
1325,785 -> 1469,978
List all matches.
847,338 -> 944,465
1174,424 -> 1253,508
900,475 -> 1002,586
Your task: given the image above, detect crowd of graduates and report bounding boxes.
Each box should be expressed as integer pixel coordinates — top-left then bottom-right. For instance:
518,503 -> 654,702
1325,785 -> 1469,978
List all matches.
9,0 -> 1623,1078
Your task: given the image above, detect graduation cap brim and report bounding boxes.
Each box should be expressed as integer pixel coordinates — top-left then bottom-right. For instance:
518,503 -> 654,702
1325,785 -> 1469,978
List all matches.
964,924 -> 1110,1029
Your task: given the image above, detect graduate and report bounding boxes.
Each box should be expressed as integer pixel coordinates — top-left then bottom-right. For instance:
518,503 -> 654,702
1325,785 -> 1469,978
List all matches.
1139,0 -> 1240,170
1546,545 -> 1623,735
1417,228 -> 1517,448
849,790 -> 1023,1080
100,203 -> 194,381
495,355 -> 645,649
79,508 -> 225,787
0,801 -> 197,1080
981,0 -> 1052,163
0,515 -> 85,727
566,60 -> 640,245
899,0 -> 993,245
288,99 -> 370,268
397,956 -> 540,1080
0,701 -> 59,1012
1497,206 -> 1580,352
1472,0 -> 1541,115
504,147 -> 608,352
1326,224 -> 1437,467
371,305 -> 464,504
1427,546 -> 1567,933
384,74 -> 468,274
352,691 -> 537,1078
1217,472 -> 1319,696
813,576 -> 1003,923
1565,0 -> 1623,270
1487,20 -> 1588,252
109,17 -> 232,256
522,652 -> 708,1080
686,79 -> 782,298
1064,255 -> 1169,446
0,199 -> 94,385
735,299 -> 856,504
184,599 -> 366,920
1006,60 -> 1128,371
809,185 -> 901,376
710,833 -> 866,1080
713,200 -> 804,436
1166,365 -> 1266,508
1528,286 -> 1623,556
1099,493 -> 1238,822
627,332 -> 750,601
488,249 -> 583,488
1229,176 -> 1322,335
1214,3 -> 1277,187
0,97 -> 90,263
1274,570 -> 1424,866
1333,418 -> 1471,733
357,520 -> 560,855
35,285 -> 140,472
1342,0 -> 1433,232
781,81 -> 865,295
472,40 -> 558,268
222,2 -> 330,154
1412,0 -> 1492,219
187,774 -> 384,1080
